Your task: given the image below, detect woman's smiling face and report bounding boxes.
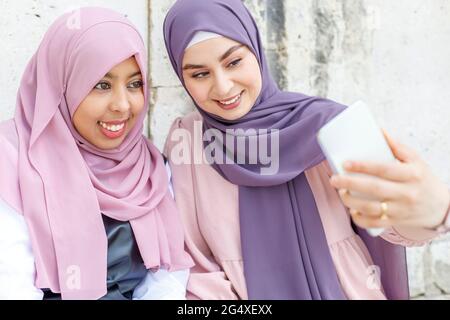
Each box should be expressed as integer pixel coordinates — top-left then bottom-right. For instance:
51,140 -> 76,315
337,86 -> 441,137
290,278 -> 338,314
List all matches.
72,57 -> 145,150
182,36 -> 262,121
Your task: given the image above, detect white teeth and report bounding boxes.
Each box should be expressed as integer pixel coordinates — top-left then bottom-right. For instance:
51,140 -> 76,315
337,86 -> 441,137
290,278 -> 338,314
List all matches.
99,121 -> 125,132
220,94 -> 241,105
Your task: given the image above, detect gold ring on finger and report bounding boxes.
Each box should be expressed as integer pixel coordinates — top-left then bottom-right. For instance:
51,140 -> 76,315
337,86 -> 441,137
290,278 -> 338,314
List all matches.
379,201 -> 389,221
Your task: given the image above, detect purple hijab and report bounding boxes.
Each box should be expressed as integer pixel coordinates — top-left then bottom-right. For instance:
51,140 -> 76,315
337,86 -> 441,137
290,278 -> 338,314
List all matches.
164,0 -> 408,299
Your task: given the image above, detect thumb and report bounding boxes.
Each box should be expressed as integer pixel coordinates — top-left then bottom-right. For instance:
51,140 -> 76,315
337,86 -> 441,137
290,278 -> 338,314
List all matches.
382,129 -> 419,163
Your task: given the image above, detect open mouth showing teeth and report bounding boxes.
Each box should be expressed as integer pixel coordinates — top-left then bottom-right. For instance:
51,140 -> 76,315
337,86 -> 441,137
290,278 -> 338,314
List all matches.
218,91 -> 243,105
98,121 -> 126,132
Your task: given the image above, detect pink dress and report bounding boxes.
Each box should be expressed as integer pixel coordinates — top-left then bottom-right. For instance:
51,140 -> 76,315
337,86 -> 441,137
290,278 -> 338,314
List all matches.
164,111 -> 443,300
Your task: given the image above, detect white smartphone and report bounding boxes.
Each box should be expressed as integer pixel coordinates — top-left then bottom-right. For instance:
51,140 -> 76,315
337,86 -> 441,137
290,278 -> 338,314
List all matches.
317,101 -> 396,237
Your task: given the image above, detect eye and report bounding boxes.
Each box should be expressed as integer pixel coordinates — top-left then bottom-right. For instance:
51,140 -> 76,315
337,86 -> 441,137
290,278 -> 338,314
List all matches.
94,81 -> 111,90
228,58 -> 242,68
128,80 -> 143,89
192,71 -> 210,79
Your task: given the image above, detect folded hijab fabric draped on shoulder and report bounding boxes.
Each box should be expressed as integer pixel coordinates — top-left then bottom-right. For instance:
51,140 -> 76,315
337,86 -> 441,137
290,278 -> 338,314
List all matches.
164,0 -> 408,299
0,7 -> 193,299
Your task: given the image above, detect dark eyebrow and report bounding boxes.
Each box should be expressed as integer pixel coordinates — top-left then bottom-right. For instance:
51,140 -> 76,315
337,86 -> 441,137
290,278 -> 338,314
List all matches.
183,64 -> 206,70
182,44 -> 245,71
104,70 -> 142,79
219,44 -> 244,61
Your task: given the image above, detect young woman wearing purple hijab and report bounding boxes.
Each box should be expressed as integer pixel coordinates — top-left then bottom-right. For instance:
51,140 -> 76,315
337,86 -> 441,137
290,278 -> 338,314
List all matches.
163,0 -> 450,299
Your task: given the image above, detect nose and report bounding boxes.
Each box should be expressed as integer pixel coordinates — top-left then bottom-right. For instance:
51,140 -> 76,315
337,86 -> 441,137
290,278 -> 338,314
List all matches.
109,86 -> 131,113
212,70 -> 234,98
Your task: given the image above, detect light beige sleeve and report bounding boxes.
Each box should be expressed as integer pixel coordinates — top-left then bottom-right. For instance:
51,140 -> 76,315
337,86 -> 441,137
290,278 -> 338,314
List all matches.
163,116 -> 240,300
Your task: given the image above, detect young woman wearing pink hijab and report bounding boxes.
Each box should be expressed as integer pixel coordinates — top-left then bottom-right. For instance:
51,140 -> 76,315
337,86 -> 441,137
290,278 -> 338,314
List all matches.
0,7 -> 193,300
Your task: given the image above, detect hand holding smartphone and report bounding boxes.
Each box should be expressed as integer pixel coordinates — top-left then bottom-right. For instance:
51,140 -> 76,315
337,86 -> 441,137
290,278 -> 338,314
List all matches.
317,101 -> 396,237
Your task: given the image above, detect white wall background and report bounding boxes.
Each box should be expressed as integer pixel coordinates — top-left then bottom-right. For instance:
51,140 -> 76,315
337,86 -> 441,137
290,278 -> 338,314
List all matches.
1,0 -> 449,299
0,0 -> 148,128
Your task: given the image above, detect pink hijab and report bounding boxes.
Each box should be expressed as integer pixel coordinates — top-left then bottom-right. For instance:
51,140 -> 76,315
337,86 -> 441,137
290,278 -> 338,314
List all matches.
0,7 -> 193,299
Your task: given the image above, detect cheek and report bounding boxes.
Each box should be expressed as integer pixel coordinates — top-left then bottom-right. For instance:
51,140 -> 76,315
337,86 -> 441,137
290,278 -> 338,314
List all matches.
73,97 -> 106,129
72,107 -> 100,142
185,80 -> 209,104
241,63 -> 262,96
130,92 -> 145,116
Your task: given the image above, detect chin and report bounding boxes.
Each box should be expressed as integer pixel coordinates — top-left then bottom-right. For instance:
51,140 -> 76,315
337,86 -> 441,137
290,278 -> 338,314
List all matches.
96,139 -> 124,150
226,107 -> 252,121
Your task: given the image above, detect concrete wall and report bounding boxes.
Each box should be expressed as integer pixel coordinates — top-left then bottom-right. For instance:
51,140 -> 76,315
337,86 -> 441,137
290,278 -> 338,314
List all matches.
0,0 -> 149,131
2,0 -> 449,299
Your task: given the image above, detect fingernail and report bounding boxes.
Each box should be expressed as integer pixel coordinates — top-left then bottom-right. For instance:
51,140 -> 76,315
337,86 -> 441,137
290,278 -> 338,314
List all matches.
339,189 -> 348,197
343,161 -> 353,169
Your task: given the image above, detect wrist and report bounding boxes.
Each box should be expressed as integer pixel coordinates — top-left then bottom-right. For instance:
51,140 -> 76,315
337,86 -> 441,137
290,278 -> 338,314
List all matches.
431,190 -> 450,233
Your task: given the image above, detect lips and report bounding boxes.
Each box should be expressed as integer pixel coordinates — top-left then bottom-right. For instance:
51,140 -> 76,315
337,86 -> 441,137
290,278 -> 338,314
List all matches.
215,90 -> 244,111
97,119 -> 128,139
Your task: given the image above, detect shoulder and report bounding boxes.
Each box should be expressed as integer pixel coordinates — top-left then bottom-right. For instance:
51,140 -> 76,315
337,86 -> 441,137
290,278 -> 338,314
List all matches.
171,111 -> 202,132
163,111 -> 202,157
